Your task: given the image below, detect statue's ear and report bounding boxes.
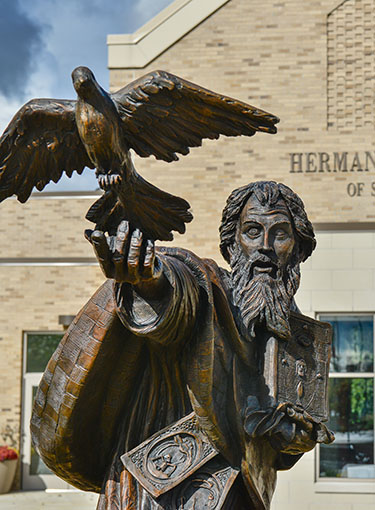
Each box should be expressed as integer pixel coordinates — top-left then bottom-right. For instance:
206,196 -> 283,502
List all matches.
290,237 -> 302,264
296,239 -> 308,263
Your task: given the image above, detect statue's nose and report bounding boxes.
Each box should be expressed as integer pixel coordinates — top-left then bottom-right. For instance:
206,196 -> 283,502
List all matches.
260,231 -> 272,252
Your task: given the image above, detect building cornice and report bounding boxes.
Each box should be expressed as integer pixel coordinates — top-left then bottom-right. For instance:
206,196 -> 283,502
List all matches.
107,0 -> 230,69
0,257 -> 97,266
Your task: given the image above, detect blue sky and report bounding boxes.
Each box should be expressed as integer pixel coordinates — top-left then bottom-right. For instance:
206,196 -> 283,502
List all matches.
0,0 -> 171,191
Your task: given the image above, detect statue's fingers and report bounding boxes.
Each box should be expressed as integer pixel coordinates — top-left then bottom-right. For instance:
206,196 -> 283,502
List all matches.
112,221 -> 130,280
287,407 -> 313,433
108,234 -> 116,253
143,240 -> 155,279
115,220 -> 130,256
91,230 -> 114,277
127,229 -> 143,281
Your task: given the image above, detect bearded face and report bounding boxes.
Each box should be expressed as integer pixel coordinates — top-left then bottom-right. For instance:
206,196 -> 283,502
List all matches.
230,243 -> 300,340
229,194 -> 301,341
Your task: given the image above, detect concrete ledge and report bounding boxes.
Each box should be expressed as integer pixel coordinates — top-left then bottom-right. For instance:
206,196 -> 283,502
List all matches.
314,481 -> 375,494
0,257 -> 97,266
107,0 -> 230,69
0,490 -> 97,510
5,190 -> 101,200
314,222 -> 375,232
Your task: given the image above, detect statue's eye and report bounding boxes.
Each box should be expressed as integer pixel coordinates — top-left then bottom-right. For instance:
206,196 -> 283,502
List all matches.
274,228 -> 288,239
246,227 -> 260,238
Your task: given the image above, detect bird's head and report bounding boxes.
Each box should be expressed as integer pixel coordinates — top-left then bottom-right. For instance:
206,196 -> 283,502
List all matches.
72,66 -> 98,98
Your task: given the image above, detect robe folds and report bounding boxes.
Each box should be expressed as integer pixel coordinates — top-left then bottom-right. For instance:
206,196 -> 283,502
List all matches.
31,247 -> 304,510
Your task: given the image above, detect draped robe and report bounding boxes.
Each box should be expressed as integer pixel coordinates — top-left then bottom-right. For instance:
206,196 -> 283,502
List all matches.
31,247 -> 304,510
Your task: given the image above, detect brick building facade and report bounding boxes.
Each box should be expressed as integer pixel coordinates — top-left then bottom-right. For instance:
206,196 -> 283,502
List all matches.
0,1 -> 374,508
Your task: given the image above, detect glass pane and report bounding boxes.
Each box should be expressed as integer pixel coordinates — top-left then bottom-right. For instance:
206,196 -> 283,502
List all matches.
26,333 -> 62,373
321,315 -> 373,373
30,386 -> 53,476
320,377 -> 374,478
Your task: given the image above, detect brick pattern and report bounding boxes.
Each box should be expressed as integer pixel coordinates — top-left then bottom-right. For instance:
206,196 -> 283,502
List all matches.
327,0 -> 375,130
0,196 -> 104,472
0,196 -> 98,258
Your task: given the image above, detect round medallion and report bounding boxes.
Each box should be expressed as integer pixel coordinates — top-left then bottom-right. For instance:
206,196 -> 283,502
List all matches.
146,433 -> 200,481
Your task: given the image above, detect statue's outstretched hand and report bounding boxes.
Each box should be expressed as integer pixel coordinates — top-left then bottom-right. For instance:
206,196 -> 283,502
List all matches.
86,220 -> 165,298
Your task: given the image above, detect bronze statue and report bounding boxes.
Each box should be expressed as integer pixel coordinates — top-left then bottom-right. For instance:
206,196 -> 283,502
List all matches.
31,181 -> 333,510
0,68 -> 278,240
0,64 -> 332,508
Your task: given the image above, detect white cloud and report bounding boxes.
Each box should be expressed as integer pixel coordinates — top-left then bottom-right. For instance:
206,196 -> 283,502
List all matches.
0,97 -> 23,134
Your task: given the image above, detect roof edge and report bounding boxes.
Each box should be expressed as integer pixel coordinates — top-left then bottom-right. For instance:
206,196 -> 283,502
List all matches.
107,0 -> 230,69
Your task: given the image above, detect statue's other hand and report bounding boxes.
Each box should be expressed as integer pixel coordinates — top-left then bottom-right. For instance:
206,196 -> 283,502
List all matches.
86,221 -> 163,290
270,405 -> 334,455
243,398 -> 334,456
272,407 -> 316,454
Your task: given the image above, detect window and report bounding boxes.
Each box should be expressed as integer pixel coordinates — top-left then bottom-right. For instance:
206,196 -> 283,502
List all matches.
318,315 -> 375,482
25,333 -> 62,373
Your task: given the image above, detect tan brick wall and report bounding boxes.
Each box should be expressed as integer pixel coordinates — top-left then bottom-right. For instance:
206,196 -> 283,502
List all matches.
327,0 -> 375,130
0,195 -> 104,486
0,195 -> 99,258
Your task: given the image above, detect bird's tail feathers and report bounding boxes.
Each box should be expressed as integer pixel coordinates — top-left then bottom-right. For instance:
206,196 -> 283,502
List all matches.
86,173 -> 193,241
121,173 -> 193,241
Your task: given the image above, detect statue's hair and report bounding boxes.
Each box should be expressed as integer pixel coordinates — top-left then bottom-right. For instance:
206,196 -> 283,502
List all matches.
219,181 -> 316,264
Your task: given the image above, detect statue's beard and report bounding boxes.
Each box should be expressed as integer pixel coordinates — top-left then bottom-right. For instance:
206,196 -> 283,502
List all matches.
230,246 -> 300,340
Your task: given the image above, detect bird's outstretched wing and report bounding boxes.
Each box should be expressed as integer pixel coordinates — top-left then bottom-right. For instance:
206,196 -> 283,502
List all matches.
0,99 -> 94,203
112,70 -> 279,163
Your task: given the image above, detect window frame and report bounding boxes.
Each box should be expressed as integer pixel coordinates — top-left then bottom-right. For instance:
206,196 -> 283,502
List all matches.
314,312 -> 375,493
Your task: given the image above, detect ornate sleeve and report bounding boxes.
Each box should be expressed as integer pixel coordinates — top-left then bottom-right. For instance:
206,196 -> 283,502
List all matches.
114,254 -> 200,345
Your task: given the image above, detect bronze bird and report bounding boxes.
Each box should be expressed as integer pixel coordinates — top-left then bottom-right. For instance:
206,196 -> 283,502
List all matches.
0,67 -> 279,240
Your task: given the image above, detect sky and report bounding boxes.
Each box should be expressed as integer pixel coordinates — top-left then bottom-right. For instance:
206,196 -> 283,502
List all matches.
0,0 -> 172,191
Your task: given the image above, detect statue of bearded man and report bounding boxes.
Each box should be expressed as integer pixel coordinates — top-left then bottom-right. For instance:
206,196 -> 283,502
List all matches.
31,181 -> 333,510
